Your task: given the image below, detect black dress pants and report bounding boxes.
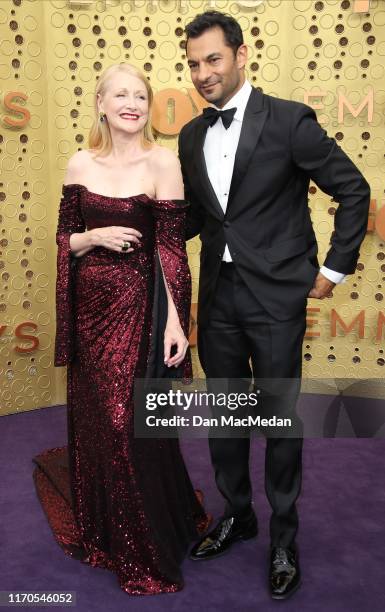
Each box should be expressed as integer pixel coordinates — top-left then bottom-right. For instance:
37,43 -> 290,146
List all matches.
198,262 -> 306,548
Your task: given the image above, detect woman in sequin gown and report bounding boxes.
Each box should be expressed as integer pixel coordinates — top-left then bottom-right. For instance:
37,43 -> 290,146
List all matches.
32,64 -> 210,595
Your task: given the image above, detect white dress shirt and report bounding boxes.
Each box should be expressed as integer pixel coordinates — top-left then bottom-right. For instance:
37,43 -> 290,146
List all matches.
202,79 -> 345,284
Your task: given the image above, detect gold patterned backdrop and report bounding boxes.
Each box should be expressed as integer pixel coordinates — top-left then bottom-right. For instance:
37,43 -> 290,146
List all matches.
0,0 -> 384,416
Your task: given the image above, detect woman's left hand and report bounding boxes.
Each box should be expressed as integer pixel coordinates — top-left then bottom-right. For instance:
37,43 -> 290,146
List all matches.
164,323 -> 189,368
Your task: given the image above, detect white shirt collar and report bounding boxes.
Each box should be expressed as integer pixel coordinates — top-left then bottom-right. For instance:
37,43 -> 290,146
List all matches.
214,80 -> 252,122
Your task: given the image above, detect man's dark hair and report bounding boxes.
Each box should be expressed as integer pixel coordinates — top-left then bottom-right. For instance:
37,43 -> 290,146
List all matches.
185,11 -> 244,55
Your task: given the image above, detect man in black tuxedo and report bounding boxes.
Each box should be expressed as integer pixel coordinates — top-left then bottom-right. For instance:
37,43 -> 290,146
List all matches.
178,11 -> 370,599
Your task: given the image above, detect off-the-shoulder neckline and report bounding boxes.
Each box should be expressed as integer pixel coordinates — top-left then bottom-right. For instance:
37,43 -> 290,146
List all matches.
62,183 -> 187,206
63,183 -> 152,201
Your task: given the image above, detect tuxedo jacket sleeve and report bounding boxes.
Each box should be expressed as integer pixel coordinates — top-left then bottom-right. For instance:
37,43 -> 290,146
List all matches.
290,104 -> 370,274
178,130 -> 206,241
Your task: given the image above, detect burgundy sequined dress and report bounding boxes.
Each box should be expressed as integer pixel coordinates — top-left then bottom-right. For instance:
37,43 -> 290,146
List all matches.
32,184 -> 210,595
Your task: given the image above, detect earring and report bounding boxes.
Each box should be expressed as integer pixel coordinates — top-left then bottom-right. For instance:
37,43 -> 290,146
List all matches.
99,112 -> 106,122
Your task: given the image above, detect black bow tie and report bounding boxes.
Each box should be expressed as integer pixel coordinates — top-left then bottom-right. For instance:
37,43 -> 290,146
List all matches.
202,106 -> 237,130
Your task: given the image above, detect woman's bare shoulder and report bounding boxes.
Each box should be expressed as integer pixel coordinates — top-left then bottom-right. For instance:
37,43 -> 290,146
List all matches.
64,150 -> 94,185
147,145 -> 184,200
148,144 -> 180,171
69,148 -> 93,161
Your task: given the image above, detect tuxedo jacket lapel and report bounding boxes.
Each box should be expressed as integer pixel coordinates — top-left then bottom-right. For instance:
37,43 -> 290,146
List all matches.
228,88 -> 268,207
193,118 -> 224,220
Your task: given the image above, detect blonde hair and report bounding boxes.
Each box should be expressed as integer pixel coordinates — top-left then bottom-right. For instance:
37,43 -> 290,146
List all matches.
88,63 -> 155,157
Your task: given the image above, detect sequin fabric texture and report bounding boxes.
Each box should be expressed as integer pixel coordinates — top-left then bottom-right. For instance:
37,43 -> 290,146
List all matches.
33,184 -> 210,595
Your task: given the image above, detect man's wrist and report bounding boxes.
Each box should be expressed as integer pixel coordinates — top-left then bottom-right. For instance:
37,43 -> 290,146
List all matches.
320,265 -> 346,284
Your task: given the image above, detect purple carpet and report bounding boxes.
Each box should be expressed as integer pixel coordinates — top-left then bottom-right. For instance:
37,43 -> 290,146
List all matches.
1,404 -> 385,611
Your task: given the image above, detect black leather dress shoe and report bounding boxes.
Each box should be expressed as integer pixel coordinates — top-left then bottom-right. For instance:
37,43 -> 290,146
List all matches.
189,514 -> 258,561
269,546 -> 301,599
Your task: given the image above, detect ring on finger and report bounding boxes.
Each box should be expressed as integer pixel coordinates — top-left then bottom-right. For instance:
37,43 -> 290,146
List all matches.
121,241 -> 130,252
